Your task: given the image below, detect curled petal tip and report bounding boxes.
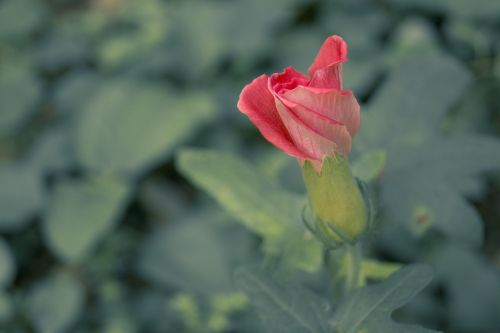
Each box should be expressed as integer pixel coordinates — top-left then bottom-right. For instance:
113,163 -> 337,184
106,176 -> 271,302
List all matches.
308,35 -> 348,78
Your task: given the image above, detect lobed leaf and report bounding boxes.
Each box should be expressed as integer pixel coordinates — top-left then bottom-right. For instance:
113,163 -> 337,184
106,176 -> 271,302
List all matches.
235,267 -> 331,333
335,264 -> 439,333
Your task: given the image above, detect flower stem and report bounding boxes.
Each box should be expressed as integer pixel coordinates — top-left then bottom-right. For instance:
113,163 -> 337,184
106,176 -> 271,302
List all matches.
343,242 -> 363,292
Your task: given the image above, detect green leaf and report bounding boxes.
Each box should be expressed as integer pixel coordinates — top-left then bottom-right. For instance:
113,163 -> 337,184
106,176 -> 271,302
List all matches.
76,79 -> 215,176
43,176 -> 130,262
0,67 -> 41,138
137,213 -> 234,294
177,149 -> 322,272
0,238 -> 15,289
235,267 -> 331,333
0,163 -> 44,231
26,271 -> 84,333
177,149 -> 296,239
351,150 -> 386,182
335,264 -> 439,333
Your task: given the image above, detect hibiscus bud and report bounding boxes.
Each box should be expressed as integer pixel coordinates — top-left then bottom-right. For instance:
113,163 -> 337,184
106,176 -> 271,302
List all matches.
237,35 -> 366,246
302,152 -> 368,247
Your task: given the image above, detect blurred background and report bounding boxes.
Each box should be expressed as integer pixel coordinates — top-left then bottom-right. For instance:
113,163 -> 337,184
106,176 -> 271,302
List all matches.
0,0 -> 500,332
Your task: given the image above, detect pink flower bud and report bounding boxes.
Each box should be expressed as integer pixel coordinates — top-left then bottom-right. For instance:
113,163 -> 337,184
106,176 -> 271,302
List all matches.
237,35 -> 360,170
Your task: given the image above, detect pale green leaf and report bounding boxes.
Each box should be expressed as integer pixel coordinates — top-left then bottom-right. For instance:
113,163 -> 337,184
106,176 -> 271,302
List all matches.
235,267 -> 331,333
26,271 -> 84,333
43,176 -> 130,262
177,149 -> 296,239
76,79 -> 215,176
335,264 -> 439,333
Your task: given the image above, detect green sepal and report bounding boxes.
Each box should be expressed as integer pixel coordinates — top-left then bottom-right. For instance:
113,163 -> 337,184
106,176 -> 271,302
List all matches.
302,153 -> 369,248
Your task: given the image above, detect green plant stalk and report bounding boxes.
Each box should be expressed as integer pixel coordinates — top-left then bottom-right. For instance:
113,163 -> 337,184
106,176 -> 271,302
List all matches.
342,242 -> 364,292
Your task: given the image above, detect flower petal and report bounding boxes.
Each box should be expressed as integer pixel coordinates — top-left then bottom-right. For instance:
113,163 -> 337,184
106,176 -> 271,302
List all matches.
308,35 -> 348,76
308,64 -> 343,89
284,86 -> 360,137
269,66 -> 309,95
280,98 -> 353,156
307,35 -> 348,89
237,74 -> 310,159
273,98 -> 337,161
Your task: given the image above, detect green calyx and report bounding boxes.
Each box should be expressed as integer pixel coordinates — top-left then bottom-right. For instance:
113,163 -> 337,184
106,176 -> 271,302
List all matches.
302,153 -> 369,248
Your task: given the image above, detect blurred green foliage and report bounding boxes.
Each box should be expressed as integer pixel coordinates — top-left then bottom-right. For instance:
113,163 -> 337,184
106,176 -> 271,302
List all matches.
0,0 -> 500,332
